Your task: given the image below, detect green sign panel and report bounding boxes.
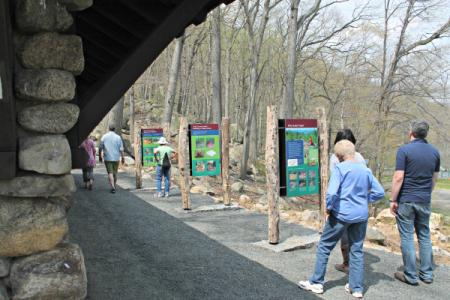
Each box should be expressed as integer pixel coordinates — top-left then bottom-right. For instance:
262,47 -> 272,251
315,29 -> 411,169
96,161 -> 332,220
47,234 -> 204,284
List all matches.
190,124 -> 221,177
285,119 -> 319,197
141,128 -> 163,167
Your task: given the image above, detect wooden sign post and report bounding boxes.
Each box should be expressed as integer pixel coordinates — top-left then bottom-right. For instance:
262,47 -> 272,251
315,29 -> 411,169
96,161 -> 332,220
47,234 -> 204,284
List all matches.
178,117 -> 191,210
221,117 -> 231,206
134,125 -> 142,189
316,107 -> 329,225
266,106 -> 280,244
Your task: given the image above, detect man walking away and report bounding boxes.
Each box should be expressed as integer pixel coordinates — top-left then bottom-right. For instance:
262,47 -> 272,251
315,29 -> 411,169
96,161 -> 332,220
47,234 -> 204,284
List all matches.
154,137 -> 176,198
390,121 -> 440,285
99,125 -> 125,194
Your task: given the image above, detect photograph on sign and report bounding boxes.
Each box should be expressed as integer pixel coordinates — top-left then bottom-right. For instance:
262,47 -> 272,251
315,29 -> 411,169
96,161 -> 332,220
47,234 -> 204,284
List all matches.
190,124 -> 221,177
141,128 -> 163,167
285,120 -> 319,197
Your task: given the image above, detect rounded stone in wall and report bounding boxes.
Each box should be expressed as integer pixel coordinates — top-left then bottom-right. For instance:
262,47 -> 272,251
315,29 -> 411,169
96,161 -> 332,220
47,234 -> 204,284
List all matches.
16,0 -> 73,33
0,174 -> 76,198
0,282 -> 8,300
18,103 -> 80,134
19,135 -> 72,175
0,257 -> 10,278
19,33 -> 84,75
15,69 -> 76,102
59,0 -> 93,11
10,243 -> 87,300
0,197 -> 68,257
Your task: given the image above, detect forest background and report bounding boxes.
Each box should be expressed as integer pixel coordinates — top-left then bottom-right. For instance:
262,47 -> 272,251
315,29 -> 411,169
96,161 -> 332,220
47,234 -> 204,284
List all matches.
98,0 -> 450,184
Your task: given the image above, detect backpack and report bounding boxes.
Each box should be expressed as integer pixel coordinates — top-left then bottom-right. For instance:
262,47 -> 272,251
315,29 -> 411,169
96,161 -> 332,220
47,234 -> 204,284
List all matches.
162,152 -> 171,169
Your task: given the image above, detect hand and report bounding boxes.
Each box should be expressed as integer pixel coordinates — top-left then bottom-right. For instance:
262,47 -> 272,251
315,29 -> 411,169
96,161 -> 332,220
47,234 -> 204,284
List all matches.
390,201 -> 398,217
325,210 -> 331,221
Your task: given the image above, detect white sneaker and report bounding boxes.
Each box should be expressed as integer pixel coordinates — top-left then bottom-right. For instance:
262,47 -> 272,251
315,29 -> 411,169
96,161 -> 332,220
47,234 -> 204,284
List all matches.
155,192 -> 163,198
345,283 -> 363,298
298,280 -> 324,294
164,192 -> 169,198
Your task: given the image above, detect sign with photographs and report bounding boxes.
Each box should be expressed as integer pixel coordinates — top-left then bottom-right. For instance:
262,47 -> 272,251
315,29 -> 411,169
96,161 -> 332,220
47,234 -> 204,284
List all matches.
189,124 -> 221,177
141,128 -> 163,167
284,119 -> 319,197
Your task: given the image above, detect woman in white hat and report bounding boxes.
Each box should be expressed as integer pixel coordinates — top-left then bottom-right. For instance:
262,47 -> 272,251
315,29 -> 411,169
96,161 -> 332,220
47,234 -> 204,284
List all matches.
154,137 -> 176,197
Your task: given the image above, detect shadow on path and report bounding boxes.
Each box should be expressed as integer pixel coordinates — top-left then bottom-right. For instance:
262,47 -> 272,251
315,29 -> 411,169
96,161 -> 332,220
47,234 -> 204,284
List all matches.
68,172 -> 321,300
324,251 -> 394,293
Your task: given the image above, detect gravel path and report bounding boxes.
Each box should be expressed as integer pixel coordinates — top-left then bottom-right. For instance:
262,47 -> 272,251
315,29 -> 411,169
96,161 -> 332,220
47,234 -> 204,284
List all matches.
68,166 -> 450,300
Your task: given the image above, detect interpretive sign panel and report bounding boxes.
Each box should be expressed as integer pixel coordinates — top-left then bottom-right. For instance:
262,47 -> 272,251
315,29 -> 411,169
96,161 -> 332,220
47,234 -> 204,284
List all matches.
141,128 -> 163,167
284,119 -> 319,197
189,124 -> 221,177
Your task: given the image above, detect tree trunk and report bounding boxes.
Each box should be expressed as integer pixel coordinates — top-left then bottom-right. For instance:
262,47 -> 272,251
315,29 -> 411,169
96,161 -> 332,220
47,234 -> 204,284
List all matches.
211,7 -> 222,124
280,0 -> 300,119
129,88 -> 135,145
134,124 -> 142,189
162,35 -> 185,127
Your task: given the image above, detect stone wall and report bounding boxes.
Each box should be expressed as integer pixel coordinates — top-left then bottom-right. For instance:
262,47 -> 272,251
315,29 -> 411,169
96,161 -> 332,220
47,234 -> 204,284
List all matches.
0,1 -> 93,299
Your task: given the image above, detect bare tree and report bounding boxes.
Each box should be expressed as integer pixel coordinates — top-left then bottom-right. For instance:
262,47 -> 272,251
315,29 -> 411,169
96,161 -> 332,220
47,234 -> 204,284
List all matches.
239,0 -> 281,179
211,7 -> 223,124
372,0 -> 450,178
162,35 -> 186,140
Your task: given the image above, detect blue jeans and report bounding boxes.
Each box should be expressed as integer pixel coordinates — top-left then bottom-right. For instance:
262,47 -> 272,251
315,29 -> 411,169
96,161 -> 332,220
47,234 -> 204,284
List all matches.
156,165 -> 171,194
396,202 -> 433,283
310,215 -> 368,293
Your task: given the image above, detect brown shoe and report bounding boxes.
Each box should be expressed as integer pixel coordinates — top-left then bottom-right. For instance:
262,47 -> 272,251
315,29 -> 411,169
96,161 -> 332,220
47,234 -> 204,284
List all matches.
335,263 -> 349,274
394,272 -> 418,286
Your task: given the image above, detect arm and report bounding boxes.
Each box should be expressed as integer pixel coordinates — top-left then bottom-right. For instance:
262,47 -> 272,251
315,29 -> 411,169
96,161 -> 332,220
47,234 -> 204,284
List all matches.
326,168 -> 341,213
368,172 -> 385,203
119,138 -> 125,164
432,153 -> 440,191
390,149 -> 406,216
98,140 -> 104,163
390,171 -> 404,203
432,172 -> 439,191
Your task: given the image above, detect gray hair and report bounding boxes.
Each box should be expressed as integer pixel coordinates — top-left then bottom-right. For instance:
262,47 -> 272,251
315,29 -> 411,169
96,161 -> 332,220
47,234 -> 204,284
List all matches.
410,121 -> 429,139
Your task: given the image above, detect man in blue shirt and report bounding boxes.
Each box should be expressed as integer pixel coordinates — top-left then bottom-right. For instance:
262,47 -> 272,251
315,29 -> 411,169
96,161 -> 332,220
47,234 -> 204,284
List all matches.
390,121 -> 440,285
299,140 -> 384,298
99,125 -> 125,194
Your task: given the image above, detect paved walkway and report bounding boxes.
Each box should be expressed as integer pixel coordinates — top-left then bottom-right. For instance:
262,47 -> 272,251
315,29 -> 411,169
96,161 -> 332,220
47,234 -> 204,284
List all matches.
68,166 -> 450,300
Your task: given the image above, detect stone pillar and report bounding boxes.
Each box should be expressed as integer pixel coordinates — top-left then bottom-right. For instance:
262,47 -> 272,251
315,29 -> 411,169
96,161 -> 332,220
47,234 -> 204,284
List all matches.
0,1 -> 93,299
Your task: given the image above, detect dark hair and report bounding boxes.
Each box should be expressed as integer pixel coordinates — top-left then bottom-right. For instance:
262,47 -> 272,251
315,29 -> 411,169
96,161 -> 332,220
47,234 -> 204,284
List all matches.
109,125 -> 116,131
410,121 -> 429,139
334,129 -> 356,145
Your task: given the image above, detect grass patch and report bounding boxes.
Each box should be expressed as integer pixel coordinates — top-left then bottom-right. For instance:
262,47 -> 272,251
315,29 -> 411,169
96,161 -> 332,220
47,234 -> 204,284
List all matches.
436,179 -> 450,190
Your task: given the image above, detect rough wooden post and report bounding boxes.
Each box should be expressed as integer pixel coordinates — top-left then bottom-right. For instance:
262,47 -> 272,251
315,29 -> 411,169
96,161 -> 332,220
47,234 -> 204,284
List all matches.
221,117 -> 231,205
266,105 -> 280,244
134,125 -> 142,189
178,117 -> 191,210
316,107 -> 329,225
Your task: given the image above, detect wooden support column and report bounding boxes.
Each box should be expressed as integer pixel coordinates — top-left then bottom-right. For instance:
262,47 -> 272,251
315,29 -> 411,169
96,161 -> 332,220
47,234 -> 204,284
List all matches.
265,105 -> 280,244
221,117 -> 231,205
134,125 -> 142,189
178,117 -> 191,210
316,107 -> 329,225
